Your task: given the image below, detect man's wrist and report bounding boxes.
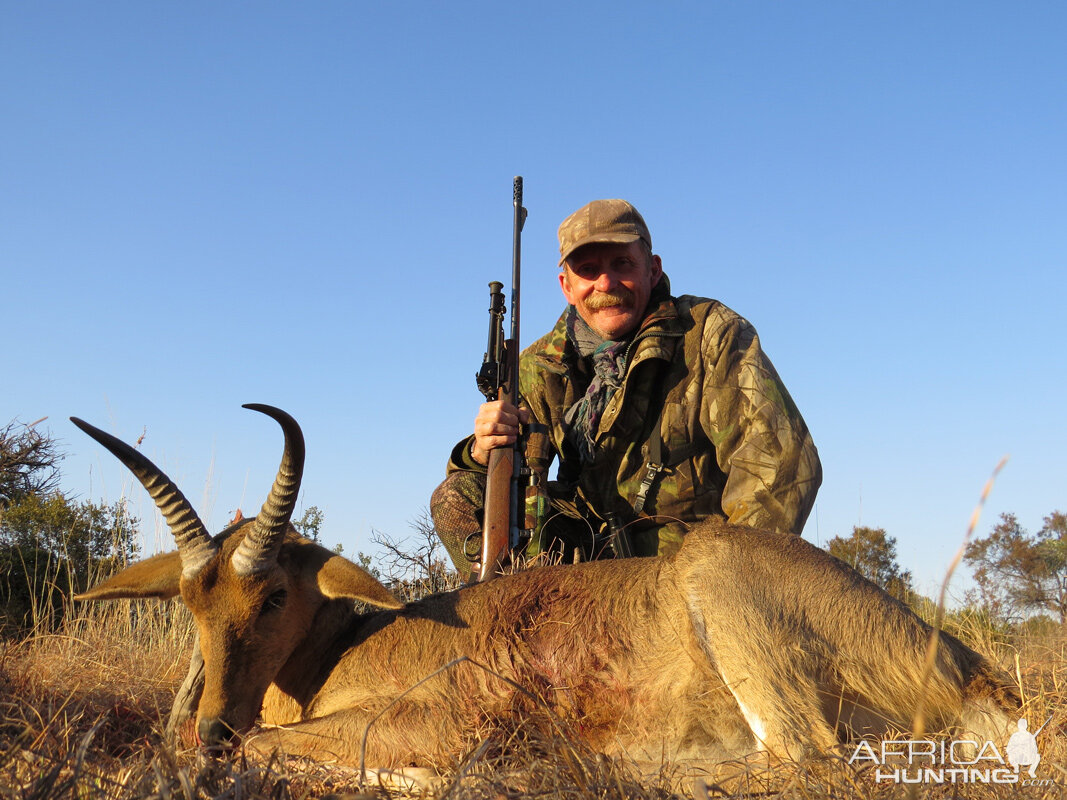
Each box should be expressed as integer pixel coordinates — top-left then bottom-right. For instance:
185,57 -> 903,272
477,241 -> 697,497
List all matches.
448,436 -> 488,473
468,438 -> 487,466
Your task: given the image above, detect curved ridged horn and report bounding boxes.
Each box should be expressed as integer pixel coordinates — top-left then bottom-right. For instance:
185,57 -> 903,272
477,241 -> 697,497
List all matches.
230,404 -> 305,576
70,417 -> 217,578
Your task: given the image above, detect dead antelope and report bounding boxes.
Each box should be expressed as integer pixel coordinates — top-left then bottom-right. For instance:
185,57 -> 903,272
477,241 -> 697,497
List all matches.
74,405 -> 1019,769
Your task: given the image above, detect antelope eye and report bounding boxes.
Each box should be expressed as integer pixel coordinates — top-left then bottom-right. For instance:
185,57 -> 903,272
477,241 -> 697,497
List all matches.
262,589 -> 287,614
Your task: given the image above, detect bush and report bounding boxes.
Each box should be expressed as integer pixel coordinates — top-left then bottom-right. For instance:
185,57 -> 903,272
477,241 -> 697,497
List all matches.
0,544 -> 72,632
0,492 -> 138,634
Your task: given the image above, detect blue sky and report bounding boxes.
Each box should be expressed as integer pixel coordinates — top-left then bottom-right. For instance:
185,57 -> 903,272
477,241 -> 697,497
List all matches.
3,2 -> 1064,597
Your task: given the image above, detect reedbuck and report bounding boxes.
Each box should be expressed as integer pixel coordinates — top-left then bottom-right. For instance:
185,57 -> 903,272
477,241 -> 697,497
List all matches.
75,405 -> 1019,769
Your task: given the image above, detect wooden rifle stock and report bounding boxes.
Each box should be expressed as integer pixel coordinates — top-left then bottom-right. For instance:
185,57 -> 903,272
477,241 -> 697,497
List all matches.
478,417 -> 515,580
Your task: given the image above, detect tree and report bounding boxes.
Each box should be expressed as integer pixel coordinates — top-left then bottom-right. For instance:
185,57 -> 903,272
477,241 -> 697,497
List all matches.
965,511 -> 1067,623
372,511 -> 457,600
825,526 -> 914,601
1,493 -> 138,570
292,505 -> 324,542
0,418 -> 143,631
0,418 -> 62,510
0,491 -> 138,631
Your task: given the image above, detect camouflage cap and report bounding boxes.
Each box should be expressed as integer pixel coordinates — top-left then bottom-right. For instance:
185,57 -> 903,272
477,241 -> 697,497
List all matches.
557,199 -> 651,265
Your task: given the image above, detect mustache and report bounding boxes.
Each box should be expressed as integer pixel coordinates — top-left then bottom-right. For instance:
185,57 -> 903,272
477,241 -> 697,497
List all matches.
584,287 -> 635,310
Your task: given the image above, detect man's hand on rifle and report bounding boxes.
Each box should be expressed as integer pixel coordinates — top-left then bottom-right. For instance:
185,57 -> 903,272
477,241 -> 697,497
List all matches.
470,400 -> 531,466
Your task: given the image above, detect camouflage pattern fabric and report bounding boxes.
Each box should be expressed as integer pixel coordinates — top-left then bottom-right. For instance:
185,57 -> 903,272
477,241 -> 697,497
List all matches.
432,275 -> 821,571
430,470 -> 487,573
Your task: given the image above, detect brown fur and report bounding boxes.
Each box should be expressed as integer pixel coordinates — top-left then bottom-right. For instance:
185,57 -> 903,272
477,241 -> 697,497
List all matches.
80,517 -> 1020,768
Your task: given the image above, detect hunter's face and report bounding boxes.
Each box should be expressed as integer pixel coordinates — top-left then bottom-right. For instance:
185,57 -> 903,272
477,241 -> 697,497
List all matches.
560,241 -> 663,340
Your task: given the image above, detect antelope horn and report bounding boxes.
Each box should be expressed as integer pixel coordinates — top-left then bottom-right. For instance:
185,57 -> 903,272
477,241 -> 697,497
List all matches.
230,404 -> 305,576
70,417 -> 217,579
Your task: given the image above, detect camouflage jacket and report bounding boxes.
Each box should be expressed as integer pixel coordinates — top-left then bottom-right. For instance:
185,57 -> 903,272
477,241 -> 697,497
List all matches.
447,277 -> 822,556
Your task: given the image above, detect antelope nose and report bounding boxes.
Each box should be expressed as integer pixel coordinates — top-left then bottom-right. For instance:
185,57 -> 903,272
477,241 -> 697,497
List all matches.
198,717 -> 237,747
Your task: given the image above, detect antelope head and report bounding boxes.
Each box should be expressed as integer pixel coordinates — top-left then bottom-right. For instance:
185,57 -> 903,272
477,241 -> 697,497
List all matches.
73,404 -> 402,746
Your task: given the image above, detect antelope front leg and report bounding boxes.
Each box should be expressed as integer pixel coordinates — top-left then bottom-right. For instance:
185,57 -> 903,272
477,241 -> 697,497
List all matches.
243,725 -> 443,793
166,633 -> 205,745
243,700 -> 468,768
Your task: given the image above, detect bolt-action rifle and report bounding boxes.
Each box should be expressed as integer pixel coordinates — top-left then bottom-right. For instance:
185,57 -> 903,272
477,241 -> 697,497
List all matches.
470,177 -> 531,582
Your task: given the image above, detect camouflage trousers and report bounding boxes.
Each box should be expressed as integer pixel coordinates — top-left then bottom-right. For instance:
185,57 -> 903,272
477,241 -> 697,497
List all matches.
429,471 -> 667,575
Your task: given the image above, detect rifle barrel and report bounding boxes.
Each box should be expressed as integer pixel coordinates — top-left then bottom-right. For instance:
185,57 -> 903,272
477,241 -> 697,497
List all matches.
510,176 -> 523,347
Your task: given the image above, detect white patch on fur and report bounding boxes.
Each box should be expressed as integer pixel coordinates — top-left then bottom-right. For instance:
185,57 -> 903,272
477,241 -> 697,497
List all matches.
685,585 -> 770,749
718,665 -> 769,748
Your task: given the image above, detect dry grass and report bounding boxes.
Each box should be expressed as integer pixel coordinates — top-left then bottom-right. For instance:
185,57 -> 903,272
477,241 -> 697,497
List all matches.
2,591 -> 1066,800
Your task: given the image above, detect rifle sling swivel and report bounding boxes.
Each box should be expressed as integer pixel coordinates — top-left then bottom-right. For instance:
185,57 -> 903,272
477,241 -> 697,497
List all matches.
632,410 -> 664,515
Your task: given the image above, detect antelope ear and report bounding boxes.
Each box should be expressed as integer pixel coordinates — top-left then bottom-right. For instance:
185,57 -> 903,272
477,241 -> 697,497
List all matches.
316,555 -> 403,609
75,551 -> 183,601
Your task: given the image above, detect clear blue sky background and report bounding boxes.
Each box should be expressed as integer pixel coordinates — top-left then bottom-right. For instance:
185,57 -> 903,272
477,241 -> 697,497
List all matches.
3,2 -> 1063,597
